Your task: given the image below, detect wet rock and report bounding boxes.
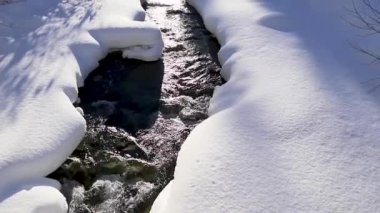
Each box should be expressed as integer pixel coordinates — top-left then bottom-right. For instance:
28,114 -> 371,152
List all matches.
164,43 -> 186,53
179,107 -> 208,121
104,126 -> 149,159
166,8 -> 183,15
80,124 -> 149,160
123,159 -> 158,183
53,157 -> 92,187
62,158 -> 83,176
160,101 -> 183,116
160,95 -> 196,116
122,142 -> 149,159
160,28 -> 170,33
61,180 -> 91,213
194,95 -> 211,111
70,205 -> 91,213
98,155 -> 127,174
122,181 -> 156,212
84,175 -> 124,209
195,84 -> 215,96
177,95 -> 197,106
179,84 -> 215,97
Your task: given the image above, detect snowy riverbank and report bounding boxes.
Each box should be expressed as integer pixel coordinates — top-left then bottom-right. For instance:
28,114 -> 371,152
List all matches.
0,0 -> 163,211
151,0 -> 380,212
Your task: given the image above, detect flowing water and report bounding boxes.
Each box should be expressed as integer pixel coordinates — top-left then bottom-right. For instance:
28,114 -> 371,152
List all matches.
50,0 -> 222,212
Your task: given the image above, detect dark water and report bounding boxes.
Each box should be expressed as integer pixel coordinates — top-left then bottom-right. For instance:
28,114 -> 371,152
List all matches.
79,56 -> 164,134
49,1 -> 222,212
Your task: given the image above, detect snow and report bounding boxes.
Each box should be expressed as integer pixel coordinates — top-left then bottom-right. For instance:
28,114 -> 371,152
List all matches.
0,179 -> 67,212
0,0 -> 163,212
151,0 -> 380,212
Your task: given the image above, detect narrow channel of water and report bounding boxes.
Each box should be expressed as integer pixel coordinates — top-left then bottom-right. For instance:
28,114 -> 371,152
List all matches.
49,0 -> 222,212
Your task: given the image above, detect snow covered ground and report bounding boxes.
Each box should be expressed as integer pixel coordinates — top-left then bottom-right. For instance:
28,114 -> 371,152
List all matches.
0,0 -> 163,212
152,0 -> 380,212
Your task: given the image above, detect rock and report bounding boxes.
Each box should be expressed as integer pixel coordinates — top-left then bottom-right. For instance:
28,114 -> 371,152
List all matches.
195,85 -> 214,96
161,28 -> 170,33
84,175 -> 124,208
49,157 -> 93,189
179,107 -> 207,121
60,180 -> 91,213
160,99 -> 182,115
195,95 -> 211,108
164,43 -> 186,53
166,9 -> 183,15
177,95 -> 196,106
104,127 -> 149,159
81,125 -> 150,160
66,159 -> 92,186
61,158 -> 86,177
98,155 -> 127,175
180,84 -> 214,97
70,205 -> 91,213
121,143 -> 149,159
123,159 -> 158,183
179,128 -> 191,141
123,181 -> 156,211
61,180 -> 84,203
160,96 -> 196,115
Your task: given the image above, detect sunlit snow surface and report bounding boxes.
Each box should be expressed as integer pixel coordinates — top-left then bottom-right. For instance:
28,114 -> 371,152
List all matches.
0,0 -> 163,212
152,0 -> 380,212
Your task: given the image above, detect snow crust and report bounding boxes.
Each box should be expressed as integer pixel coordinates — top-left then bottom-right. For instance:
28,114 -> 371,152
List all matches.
151,0 -> 380,212
0,0 -> 163,212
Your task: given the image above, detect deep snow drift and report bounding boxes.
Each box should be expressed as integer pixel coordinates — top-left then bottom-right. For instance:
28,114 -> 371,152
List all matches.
152,0 -> 380,212
0,0 -> 163,212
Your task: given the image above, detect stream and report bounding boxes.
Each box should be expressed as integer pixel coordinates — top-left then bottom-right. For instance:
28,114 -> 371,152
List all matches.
49,0 -> 222,212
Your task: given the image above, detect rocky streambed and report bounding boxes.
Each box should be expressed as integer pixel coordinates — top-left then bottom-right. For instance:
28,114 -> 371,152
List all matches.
49,0 -> 222,212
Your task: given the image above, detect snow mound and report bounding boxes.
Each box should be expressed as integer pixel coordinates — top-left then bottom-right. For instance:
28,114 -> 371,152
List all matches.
151,0 -> 380,212
0,0 -> 163,212
1,179 -> 67,213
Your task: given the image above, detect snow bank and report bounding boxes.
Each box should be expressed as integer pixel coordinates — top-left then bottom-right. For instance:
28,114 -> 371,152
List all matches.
151,0 -> 380,212
0,179 -> 67,212
0,0 -> 163,212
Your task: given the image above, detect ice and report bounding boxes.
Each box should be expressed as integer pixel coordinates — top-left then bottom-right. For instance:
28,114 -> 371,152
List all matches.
151,0 -> 380,212
0,0 -> 163,211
